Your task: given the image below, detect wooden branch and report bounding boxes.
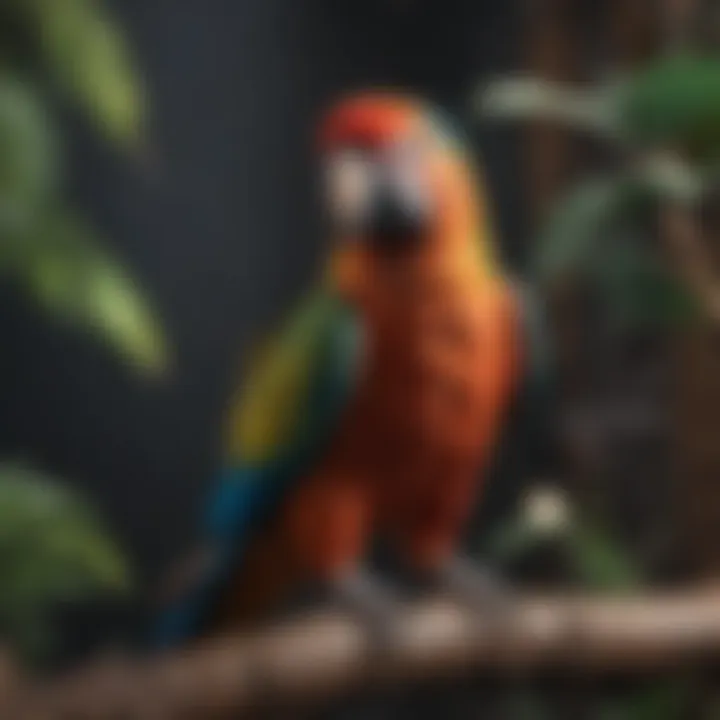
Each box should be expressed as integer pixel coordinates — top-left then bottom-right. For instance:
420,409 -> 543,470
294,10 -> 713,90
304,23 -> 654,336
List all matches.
7,590 -> 720,718
661,203 -> 720,324
662,0 -> 701,47
608,0 -> 661,67
523,0 -> 581,226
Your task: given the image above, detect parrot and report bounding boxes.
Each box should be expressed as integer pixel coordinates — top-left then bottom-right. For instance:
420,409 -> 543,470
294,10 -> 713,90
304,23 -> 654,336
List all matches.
154,91 -> 541,647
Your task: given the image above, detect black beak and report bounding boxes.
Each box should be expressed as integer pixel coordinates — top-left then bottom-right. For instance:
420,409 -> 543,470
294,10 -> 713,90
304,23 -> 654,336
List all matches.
363,181 -> 428,252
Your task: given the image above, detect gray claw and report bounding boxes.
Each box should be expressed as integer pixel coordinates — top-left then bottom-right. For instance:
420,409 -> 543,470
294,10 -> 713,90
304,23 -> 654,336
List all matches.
331,569 -> 405,651
441,555 -> 510,609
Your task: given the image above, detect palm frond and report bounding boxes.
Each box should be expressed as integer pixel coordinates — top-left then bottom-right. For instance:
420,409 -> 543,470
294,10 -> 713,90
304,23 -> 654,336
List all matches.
22,0 -> 144,149
22,210 -> 168,375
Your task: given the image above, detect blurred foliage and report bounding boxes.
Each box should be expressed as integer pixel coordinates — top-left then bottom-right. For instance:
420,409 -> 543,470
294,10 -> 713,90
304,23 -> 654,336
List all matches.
27,209 -> 166,372
569,523 -> 643,592
483,487 -> 695,719
484,486 -> 644,592
533,178 -> 634,283
618,55 -> 720,161
480,76 -> 617,138
23,0 -> 144,150
476,27 -> 720,720
0,462 -> 129,663
480,53 -> 720,160
0,0 -> 166,374
598,682 -> 692,720
479,52 -> 720,329
535,177 -> 697,329
0,0 -> 162,665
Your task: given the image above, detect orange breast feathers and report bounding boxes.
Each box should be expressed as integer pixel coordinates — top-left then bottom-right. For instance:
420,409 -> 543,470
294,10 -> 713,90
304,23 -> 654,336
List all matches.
281,272 -> 522,578
356,270 -> 520,461
279,93 -> 521,581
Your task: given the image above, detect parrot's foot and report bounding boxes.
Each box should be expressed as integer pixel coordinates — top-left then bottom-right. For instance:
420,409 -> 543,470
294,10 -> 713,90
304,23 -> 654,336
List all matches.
331,569 -> 405,652
439,555 -> 509,610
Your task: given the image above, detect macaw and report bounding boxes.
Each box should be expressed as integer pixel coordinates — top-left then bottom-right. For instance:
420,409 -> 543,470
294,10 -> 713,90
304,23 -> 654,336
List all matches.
155,91 -> 539,647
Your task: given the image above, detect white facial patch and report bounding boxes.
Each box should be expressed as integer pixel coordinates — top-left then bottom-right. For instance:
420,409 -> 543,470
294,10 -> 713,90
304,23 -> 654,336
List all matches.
324,138 -> 433,240
325,150 -> 375,233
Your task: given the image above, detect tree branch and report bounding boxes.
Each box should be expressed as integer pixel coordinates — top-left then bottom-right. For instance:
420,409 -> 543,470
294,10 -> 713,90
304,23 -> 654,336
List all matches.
6,589 -> 720,718
661,202 -> 720,324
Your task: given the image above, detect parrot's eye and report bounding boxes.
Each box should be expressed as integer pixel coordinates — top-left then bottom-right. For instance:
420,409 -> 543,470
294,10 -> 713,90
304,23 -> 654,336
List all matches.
324,150 -> 375,235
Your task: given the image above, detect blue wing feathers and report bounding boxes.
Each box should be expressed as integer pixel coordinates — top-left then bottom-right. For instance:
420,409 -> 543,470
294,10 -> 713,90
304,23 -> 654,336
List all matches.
153,468 -> 275,648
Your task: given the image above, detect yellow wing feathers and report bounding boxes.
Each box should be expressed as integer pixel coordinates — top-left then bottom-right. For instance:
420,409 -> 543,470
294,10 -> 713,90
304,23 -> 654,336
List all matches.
225,291 -> 335,465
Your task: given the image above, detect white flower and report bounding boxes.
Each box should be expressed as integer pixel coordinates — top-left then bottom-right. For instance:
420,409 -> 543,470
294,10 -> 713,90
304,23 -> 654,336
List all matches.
521,484 -> 572,536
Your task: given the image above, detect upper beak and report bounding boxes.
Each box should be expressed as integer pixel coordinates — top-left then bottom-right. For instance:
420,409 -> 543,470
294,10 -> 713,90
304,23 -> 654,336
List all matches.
327,150 -> 430,249
362,178 -> 429,252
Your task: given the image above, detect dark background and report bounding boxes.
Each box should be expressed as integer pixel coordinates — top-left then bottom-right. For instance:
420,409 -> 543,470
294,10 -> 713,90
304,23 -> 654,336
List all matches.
0,0 -> 524,583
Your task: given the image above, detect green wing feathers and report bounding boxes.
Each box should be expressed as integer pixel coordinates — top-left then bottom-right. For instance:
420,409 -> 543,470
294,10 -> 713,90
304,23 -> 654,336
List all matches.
225,289 -> 357,466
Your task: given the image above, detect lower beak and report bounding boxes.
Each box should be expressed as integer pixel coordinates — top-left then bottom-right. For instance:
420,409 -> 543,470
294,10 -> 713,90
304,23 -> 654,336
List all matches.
364,184 -> 428,252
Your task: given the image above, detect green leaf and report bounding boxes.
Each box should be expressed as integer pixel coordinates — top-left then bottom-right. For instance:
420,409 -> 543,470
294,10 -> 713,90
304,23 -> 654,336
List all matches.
632,153 -> 709,204
480,57 -> 720,165
593,239 -> 698,329
535,174 -> 698,329
24,0 -> 144,149
20,210 -> 168,376
0,74 -> 58,242
0,462 -> 131,662
0,5 -> 167,380
483,497 -> 643,592
618,53 -> 720,161
478,76 -> 618,138
0,463 -> 129,588
569,524 -> 643,592
534,178 -> 641,284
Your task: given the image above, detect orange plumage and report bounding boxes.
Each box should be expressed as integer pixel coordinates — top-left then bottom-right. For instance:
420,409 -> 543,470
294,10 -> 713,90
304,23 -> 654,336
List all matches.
284,94 -> 520,576
167,93 -> 523,641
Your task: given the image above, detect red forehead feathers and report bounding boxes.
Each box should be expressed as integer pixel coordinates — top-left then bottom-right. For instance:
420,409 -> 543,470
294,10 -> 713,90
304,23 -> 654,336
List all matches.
318,93 -> 421,151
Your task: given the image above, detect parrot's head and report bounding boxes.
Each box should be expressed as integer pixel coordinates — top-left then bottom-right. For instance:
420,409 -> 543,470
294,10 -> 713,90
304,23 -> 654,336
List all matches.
318,91 -> 495,299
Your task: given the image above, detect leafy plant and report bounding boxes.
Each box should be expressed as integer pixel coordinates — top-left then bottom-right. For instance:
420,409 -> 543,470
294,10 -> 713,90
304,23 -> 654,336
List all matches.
478,52 -> 720,329
483,487 -> 693,719
24,0 -> 144,150
535,177 -> 697,328
0,0 -> 166,374
480,54 -> 720,159
0,463 -> 130,662
619,55 -> 720,161
484,485 -> 645,592
0,1 -> 165,663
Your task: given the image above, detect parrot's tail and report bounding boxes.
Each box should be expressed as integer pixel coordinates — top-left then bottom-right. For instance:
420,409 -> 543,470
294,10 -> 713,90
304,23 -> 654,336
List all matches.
151,521 -> 299,648
206,523 -> 300,635
150,546 -> 227,649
